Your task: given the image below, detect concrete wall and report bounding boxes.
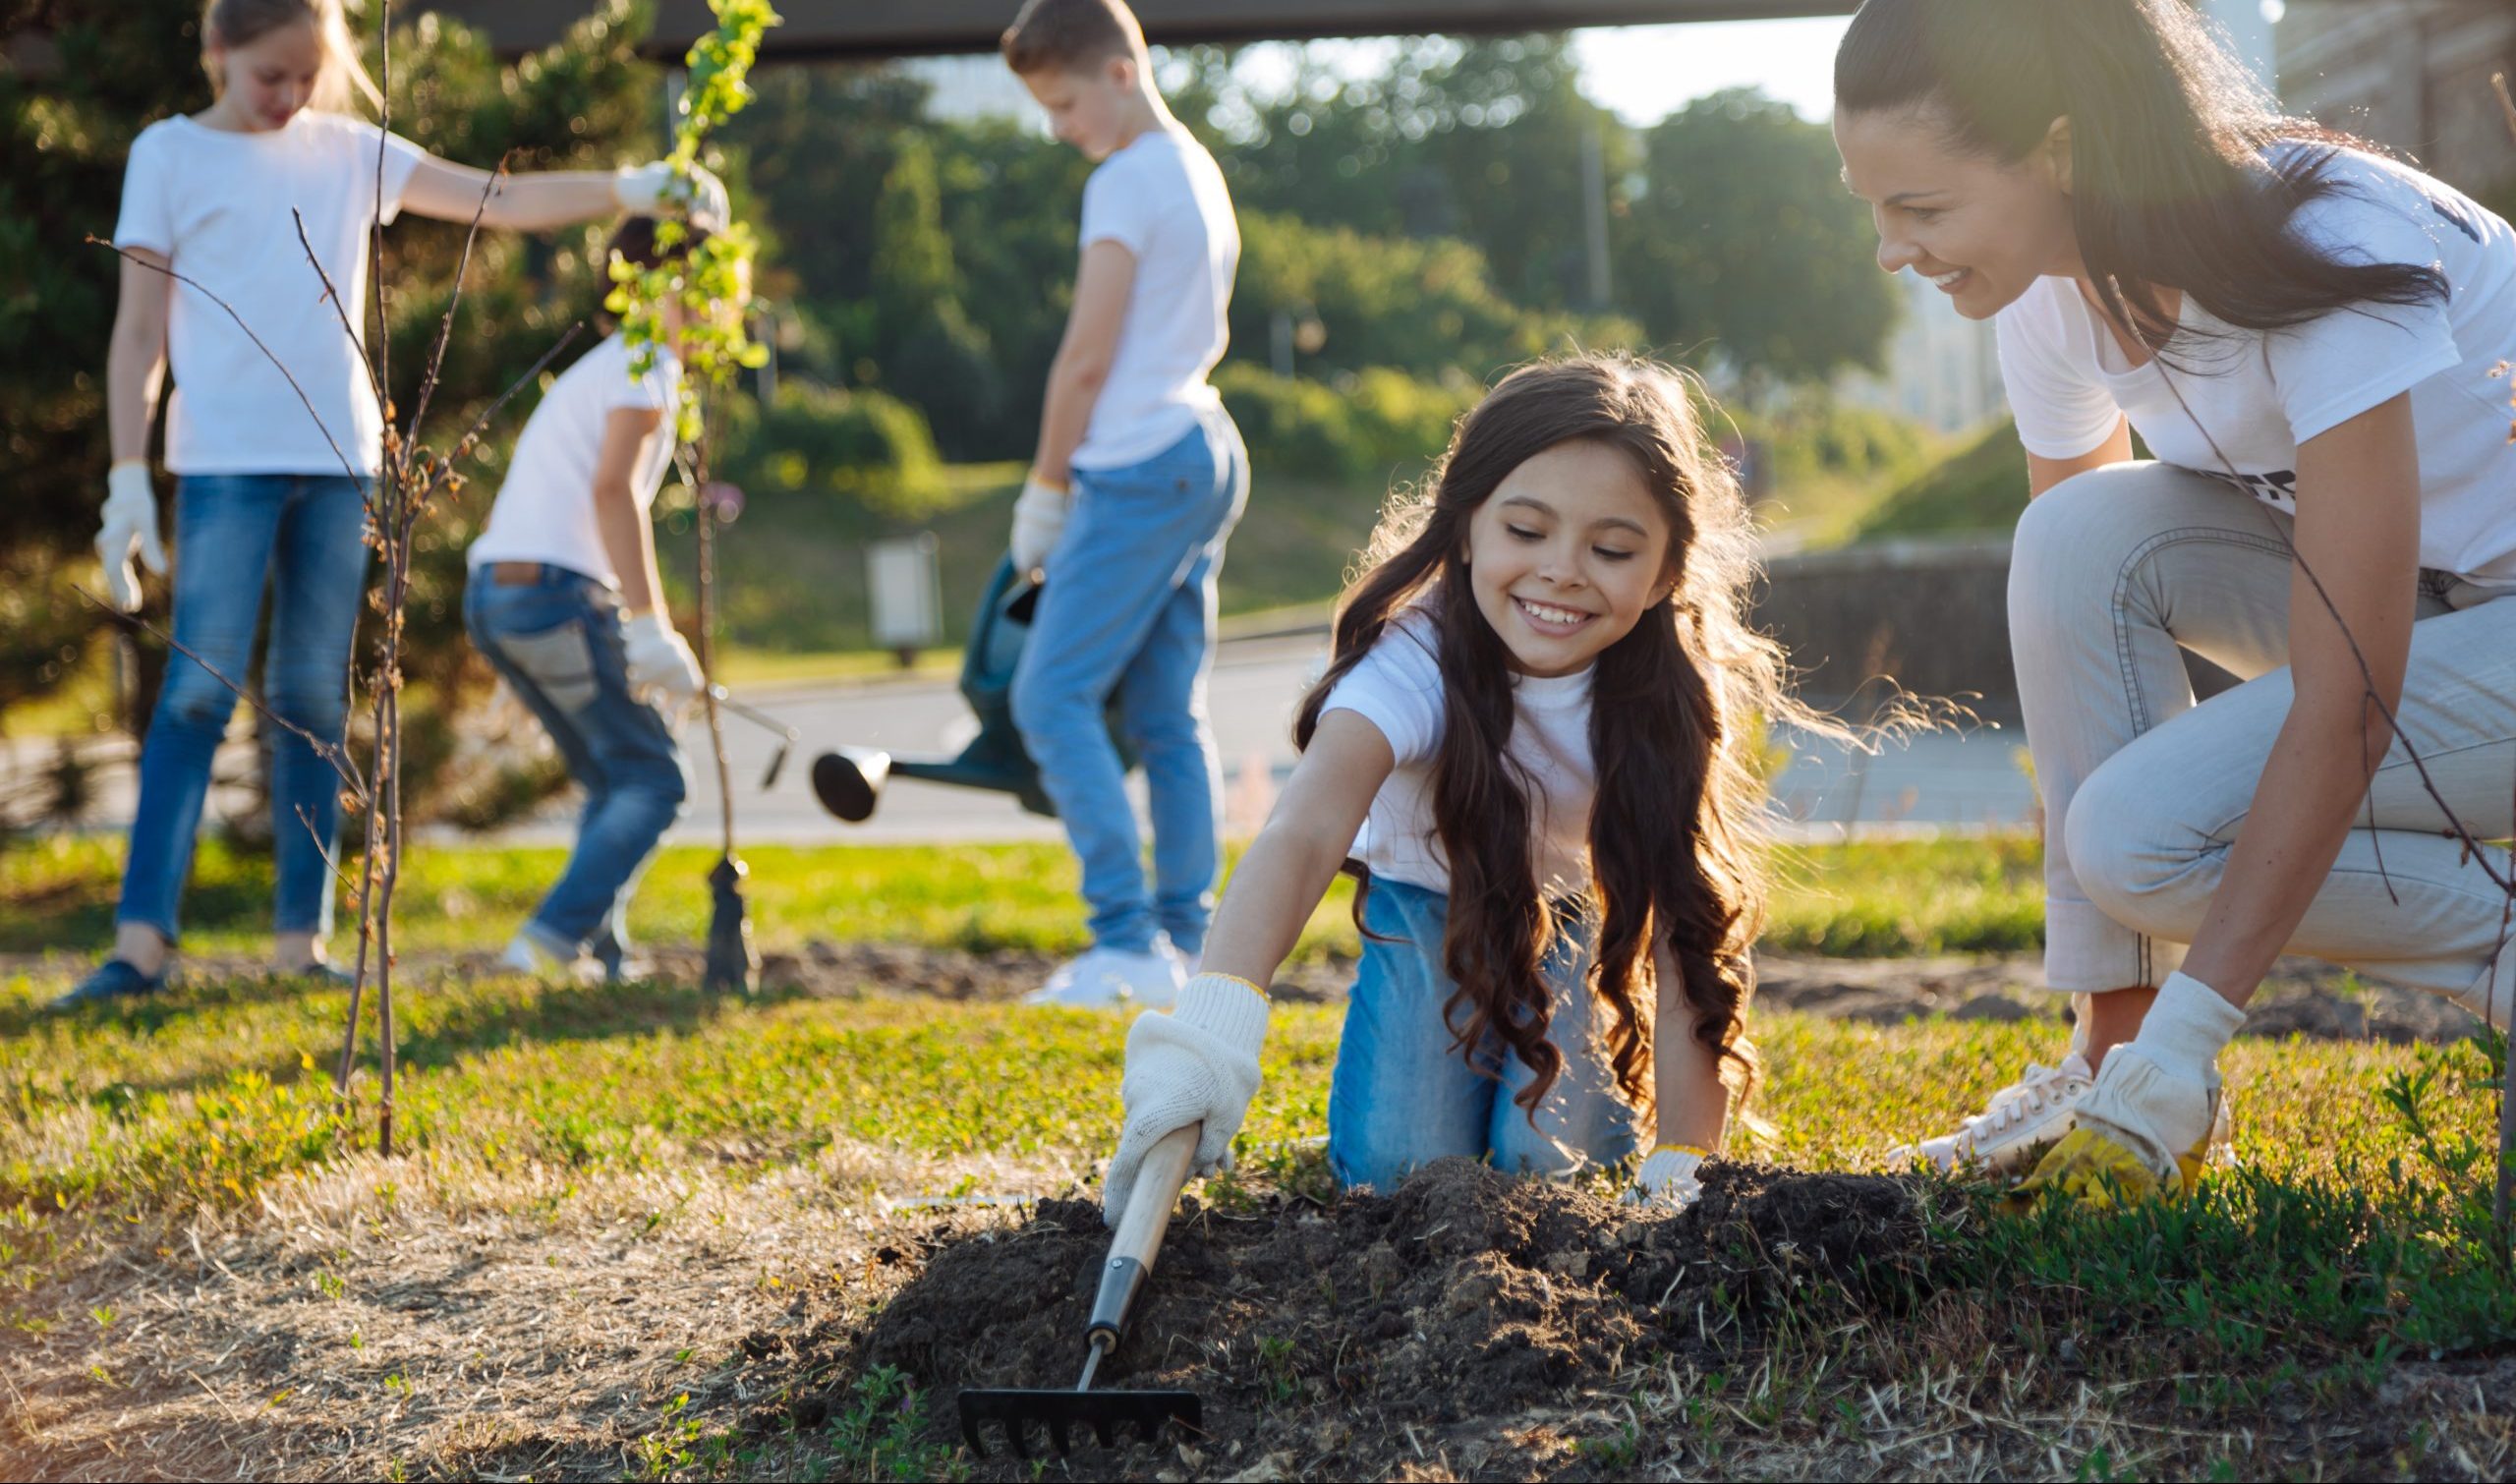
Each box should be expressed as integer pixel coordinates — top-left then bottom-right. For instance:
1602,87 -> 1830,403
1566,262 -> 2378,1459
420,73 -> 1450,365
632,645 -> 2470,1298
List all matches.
1755,535 -> 2238,719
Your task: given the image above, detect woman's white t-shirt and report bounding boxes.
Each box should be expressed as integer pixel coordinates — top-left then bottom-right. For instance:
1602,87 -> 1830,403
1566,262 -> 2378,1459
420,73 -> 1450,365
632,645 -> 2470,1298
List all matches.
1320,607 -> 1596,896
469,333 -> 682,589
1071,125 -> 1238,471
114,111 -> 428,478
1998,144 -> 2516,585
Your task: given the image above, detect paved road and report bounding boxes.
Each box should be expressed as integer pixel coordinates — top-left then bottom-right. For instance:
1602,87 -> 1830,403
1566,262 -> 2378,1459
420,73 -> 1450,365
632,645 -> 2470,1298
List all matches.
562,630 -> 2039,847
9,629 -> 2038,848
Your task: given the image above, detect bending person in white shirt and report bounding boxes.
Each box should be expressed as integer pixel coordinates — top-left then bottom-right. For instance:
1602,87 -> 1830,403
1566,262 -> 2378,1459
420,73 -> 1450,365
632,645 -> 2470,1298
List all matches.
465,218 -> 724,983
1834,0 -> 2516,1200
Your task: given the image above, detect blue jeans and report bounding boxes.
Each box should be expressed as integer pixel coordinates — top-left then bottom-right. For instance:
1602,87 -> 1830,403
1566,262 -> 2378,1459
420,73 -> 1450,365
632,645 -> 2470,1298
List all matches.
464,564 -> 689,950
119,473 -> 371,942
1011,412 -> 1247,956
1327,877 -> 1646,1192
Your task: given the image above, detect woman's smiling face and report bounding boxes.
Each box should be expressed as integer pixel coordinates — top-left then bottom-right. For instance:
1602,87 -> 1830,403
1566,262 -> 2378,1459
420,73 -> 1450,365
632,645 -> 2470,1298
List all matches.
1462,439 -> 1676,679
1834,105 -> 2083,320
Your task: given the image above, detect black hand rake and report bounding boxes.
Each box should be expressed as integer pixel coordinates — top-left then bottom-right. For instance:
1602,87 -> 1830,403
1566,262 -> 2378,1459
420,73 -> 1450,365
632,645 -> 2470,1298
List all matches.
957,1123 -> 1207,1458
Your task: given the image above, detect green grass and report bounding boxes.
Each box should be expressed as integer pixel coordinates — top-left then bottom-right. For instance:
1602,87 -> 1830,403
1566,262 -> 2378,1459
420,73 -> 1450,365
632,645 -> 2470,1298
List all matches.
1,829 -> 2509,1475
0,831 -> 2044,963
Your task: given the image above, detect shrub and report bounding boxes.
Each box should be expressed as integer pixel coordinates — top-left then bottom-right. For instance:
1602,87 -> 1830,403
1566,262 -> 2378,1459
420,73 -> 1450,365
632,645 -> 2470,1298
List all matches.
723,379 -> 948,520
1215,363 -> 1475,486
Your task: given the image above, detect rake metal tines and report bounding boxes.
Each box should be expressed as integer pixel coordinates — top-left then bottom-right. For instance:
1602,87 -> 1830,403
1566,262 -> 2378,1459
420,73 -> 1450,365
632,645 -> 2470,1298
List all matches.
955,1384 -> 1202,1458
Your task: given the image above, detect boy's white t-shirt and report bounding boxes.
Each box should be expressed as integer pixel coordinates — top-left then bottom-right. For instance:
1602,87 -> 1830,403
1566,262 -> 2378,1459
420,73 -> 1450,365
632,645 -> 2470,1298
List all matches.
468,333 -> 682,589
1321,607 -> 1596,897
114,110 -> 428,478
1071,123 -> 1239,471
1998,144 -> 2516,585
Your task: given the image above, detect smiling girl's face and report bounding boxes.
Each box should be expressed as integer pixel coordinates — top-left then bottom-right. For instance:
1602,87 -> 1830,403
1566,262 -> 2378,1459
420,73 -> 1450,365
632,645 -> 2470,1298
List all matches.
1463,439 -> 1676,678
1834,106 -> 2082,320
204,17 -> 326,133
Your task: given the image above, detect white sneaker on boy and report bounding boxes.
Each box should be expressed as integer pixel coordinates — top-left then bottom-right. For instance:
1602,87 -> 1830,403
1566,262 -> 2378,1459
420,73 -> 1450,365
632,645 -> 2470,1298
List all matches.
498,923 -> 603,985
1027,941 -> 1188,1011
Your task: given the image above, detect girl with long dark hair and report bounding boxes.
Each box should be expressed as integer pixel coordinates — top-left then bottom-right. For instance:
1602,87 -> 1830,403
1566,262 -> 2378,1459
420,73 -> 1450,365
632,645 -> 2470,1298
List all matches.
1098,355 -> 1810,1219
1834,0 -> 2516,1200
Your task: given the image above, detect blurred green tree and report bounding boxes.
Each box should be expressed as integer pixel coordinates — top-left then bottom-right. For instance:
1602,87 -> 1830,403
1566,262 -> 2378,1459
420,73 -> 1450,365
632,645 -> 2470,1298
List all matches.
1619,87 -> 1902,396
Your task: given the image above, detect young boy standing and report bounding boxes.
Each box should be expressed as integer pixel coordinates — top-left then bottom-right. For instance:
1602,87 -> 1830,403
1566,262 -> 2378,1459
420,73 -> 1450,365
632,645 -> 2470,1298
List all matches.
1001,0 -> 1248,1009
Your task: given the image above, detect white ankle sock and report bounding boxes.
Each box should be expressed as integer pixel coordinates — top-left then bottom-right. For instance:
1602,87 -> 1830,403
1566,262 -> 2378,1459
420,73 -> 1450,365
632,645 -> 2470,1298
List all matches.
2129,971 -> 2246,1083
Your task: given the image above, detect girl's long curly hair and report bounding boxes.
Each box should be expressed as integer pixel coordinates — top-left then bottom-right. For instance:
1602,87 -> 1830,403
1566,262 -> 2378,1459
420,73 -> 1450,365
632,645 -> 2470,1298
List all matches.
1296,355 -> 1807,1118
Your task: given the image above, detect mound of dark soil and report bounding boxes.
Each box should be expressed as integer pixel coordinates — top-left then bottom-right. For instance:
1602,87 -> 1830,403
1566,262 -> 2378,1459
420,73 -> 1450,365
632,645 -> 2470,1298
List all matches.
858,1159 -> 1949,1479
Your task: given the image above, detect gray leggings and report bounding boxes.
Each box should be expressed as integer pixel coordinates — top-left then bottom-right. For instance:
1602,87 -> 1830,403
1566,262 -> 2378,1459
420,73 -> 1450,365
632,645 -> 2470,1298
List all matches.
2013,462 -> 2516,1025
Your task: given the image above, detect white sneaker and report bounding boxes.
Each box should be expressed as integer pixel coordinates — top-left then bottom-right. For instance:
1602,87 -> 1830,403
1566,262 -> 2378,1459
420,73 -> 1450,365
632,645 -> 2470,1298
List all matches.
1896,1051 -> 2236,1176
498,924 -> 602,985
1026,942 -> 1187,1010
1895,1055 -> 2097,1174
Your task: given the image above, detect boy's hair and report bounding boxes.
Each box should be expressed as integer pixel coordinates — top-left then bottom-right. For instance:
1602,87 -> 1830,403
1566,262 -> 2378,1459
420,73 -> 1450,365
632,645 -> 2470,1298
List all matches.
1296,355 -> 1827,1122
1000,0 -> 1146,76
607,215 -> 714,274
201,0 -> 382,115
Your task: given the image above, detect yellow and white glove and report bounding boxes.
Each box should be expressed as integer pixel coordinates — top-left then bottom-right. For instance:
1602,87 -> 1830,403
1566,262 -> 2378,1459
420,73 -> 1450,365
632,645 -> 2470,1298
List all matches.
621,611 -> 704,713
2016,971 -> 2239,1206
1009,474 -> 1070,580
95,461 -> 166,612
613,161 -> 731,231
1102,973 -> 1269,1227
1625,1144 -> 1708,1213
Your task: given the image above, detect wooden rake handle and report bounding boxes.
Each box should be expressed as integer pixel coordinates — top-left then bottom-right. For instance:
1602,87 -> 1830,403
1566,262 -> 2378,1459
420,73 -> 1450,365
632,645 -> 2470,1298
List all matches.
1088,1121 -> 1202,1349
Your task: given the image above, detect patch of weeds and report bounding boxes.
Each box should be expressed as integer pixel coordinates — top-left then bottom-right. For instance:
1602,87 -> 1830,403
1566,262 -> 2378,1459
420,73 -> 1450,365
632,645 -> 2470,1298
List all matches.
1254,1335 -> 1300,1405
820,1365 -> 961,1482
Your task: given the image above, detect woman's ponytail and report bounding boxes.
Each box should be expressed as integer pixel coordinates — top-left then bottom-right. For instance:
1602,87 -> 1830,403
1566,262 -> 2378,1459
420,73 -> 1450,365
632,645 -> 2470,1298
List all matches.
1836,0 -> 2445,358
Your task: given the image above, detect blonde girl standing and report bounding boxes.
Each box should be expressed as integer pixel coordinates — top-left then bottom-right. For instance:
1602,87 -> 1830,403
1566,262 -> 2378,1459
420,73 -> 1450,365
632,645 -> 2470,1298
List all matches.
66,0 -> 723,1006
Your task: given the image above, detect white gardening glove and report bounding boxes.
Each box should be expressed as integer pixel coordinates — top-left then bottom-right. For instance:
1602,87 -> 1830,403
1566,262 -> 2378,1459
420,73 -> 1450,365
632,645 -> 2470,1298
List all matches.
1625,1145 -> 1707,1213
95,461 -> 167,612
613,161 -> 731,231
1009,474 -> 1070,580
1102,973 -> 1270,1228
621,611 -> 703,713
2016,970 -> 2239,1206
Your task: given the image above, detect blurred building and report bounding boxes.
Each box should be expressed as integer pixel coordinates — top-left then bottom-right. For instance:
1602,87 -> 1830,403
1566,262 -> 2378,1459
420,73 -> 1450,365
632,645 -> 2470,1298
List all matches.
1836,269 -> 2009,438
2278,0 -> 2516,200
904,54 -> 1040,123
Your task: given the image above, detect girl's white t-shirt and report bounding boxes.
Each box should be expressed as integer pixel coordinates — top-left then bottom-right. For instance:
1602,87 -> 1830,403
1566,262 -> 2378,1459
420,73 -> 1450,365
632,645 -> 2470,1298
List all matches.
468,333 -> 682,589
114,110 -> 427,477
1321,607 -> 1596,896
1999,145 -> 2516,584
1071,124 -> 1238,471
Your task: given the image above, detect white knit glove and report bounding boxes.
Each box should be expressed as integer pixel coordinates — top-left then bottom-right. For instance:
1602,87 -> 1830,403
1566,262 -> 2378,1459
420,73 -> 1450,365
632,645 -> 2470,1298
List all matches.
1009,474 -> 1070,579
1103,974 -> 1270,1228
95,462 -> 166,612
2068,1047 -> 2221,1188
613,161 -> 731,231
621,611 -> 703,712
1625,1146 -> 1707,1212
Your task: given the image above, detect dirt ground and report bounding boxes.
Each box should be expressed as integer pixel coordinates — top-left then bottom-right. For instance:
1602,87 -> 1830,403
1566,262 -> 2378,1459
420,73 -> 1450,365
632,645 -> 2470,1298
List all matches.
2,946 -> 2503,1481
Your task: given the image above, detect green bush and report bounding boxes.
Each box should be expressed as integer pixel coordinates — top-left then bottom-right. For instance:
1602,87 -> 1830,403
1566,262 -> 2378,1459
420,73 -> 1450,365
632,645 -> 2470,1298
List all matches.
1215,363 -> 1476,486
723,378 -> 948,520
1855,418 -> 2030,540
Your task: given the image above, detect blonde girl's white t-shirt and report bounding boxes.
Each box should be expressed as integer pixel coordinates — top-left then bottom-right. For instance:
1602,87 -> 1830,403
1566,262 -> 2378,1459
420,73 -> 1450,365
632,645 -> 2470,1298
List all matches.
1321,607 -> 1596,896
1071,124 -> 1239,471
469,333 -> 683,589
1997,144 -> 2516,585
114,110 -> 427,478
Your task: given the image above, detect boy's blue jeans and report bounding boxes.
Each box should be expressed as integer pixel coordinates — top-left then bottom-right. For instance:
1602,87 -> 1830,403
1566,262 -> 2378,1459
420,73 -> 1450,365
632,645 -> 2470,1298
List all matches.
1327,877 -> 1646,1192
1011,412 -> 1247,957
464,564 -> 689,951
118,473 -> 371,942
